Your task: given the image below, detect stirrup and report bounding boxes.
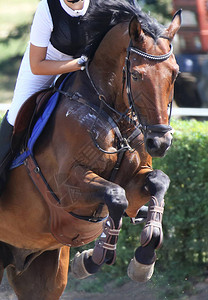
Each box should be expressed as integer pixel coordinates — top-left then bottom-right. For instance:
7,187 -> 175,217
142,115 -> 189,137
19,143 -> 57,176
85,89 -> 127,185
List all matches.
91,216 -> 122,266
140,196 -> 164,249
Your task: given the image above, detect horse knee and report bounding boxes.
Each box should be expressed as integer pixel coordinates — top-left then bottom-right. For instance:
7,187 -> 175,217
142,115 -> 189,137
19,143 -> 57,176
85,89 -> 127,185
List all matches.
104,186 -> 128,214
144,169 -> 170,197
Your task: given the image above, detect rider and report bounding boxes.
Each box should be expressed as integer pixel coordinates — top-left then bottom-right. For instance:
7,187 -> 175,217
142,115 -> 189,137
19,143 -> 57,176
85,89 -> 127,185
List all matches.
0,0 -> 94,195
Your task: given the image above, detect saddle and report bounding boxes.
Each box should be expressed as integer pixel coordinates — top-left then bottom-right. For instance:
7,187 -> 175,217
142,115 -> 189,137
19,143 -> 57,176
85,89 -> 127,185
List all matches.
14,88 -> 54,136
12,74 -> 67,144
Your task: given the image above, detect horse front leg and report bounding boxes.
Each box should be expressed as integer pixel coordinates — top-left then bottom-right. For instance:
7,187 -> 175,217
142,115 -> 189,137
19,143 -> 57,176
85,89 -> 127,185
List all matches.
70,169 -> 128,279
91,186 -> 127,265
127,169 -> 170,282
72,214 -> 124,279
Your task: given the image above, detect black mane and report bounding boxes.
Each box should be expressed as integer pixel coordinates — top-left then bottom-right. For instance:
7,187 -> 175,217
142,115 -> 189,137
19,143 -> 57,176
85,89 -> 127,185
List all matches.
82,0 -> 165,57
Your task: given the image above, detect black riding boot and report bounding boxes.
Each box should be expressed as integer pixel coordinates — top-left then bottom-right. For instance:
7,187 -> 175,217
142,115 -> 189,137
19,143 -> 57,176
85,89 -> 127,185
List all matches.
0,111 -> 14,195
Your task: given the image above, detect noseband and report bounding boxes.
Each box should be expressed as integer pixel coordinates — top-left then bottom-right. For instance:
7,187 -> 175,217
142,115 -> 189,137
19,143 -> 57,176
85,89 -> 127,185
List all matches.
125,41 -> 173,134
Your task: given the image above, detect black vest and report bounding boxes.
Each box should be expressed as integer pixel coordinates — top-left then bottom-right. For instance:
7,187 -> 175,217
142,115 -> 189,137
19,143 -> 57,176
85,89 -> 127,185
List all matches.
47,0 -> 93,57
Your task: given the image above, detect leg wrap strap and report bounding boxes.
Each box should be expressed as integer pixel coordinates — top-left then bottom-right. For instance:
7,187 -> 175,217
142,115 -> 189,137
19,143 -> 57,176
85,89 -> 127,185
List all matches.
92,216 -> 122,266
140,196 -> 164,249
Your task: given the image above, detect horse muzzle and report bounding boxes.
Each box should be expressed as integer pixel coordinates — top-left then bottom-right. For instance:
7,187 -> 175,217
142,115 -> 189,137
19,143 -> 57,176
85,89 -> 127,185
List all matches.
144,129 -> 173,157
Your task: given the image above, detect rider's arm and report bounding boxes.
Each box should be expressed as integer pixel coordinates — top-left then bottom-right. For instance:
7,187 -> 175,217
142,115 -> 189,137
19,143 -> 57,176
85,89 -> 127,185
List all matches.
29,0 -> 82,75
29,44 -> 82,75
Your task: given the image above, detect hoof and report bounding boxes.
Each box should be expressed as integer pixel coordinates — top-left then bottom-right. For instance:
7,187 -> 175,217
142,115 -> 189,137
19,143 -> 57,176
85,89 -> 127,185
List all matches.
71,249 -> 93,279
127,257 -> 155,282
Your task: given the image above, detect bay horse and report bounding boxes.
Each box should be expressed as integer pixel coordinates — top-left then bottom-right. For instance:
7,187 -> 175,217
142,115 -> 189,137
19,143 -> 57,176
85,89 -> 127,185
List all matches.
0,1 -> 181,299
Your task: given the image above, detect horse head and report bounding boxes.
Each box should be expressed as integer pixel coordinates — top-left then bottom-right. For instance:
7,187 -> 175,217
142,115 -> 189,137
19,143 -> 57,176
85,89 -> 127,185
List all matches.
89,9 -> 181,158
127,11 -> 181,157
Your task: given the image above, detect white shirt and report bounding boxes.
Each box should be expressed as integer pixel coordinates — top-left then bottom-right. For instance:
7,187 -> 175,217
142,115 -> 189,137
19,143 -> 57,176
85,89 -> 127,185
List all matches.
30,0 -> 90,59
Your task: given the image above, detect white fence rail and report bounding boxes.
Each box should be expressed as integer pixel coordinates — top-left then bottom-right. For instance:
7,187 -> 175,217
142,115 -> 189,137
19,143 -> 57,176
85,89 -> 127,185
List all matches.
172,107 -> 208,117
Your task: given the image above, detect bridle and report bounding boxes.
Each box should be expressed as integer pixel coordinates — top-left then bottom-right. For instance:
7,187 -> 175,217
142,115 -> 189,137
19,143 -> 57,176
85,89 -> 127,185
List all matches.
86,40 -> 174,136
125,41 -> 173,134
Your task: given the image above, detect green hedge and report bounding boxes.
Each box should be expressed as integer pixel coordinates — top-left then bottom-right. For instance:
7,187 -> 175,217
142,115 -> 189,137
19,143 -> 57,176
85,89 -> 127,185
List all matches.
155,119 -> 208,267
152,119 -> 208,297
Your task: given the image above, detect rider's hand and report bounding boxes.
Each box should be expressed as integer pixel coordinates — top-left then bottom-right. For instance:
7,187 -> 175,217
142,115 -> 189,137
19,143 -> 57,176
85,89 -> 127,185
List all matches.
77,55 -> 88,70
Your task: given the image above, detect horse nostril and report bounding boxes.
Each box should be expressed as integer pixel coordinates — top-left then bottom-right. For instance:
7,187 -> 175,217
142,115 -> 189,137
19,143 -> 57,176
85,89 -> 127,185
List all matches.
146,136 -> 171,157
146,138 -> 156,150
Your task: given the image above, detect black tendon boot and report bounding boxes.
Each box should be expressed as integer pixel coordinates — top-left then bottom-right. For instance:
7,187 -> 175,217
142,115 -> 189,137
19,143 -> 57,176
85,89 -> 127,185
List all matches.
0,112 -> 14,195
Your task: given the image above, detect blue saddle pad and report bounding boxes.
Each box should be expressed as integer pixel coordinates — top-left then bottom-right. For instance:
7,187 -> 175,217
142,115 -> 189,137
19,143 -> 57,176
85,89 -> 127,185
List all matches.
10,74 -> 70,170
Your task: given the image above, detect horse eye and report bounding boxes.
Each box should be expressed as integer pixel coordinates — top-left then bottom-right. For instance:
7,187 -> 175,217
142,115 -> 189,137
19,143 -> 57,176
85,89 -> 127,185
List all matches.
172,70 -> 180,82
131,72 -> 139,81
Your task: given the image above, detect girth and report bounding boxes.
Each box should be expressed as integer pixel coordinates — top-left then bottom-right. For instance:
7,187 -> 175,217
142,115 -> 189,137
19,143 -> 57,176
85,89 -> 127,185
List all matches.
25,155 -> 107,224
25,155 -> 104,246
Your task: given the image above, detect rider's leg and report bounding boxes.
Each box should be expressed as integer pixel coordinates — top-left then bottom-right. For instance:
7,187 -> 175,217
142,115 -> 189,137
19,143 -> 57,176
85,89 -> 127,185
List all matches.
7,46 -> 56,127
0,112 -> 14,195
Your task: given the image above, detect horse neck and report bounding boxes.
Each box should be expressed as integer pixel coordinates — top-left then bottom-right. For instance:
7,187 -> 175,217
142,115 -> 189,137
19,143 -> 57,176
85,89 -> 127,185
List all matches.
90,23 -> 130,113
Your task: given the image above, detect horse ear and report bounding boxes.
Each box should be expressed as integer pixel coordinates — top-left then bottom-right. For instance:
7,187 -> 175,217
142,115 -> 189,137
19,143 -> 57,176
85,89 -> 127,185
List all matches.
129,16 -> 142,41
164,9 -> 182,41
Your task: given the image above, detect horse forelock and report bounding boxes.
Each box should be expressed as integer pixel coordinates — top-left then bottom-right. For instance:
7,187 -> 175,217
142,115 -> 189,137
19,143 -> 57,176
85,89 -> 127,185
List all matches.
83,0 -> 165,57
